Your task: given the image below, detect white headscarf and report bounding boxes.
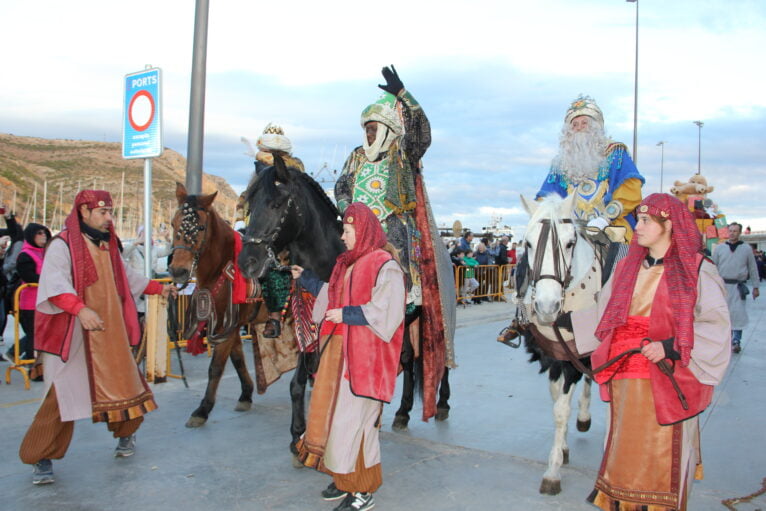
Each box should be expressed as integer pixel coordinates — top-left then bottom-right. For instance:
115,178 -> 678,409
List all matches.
362,122 -> 397,161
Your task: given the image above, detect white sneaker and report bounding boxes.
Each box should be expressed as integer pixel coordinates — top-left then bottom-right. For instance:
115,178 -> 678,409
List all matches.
334,492 -> 375,511
115,435 -> 136,457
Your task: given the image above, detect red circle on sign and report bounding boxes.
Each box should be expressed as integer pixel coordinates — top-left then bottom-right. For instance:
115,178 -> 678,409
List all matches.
128,90 -> 155,131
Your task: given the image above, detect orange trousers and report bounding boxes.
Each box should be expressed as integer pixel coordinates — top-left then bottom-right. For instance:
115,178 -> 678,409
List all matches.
19,385 -> 142,464
332,442 -> 383,494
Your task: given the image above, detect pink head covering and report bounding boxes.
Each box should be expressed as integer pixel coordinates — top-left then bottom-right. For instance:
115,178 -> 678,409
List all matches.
326,203 -> 388,309
596,193 -> 703,366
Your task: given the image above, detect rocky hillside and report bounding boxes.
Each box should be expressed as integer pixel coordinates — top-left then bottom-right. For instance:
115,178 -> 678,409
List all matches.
0,133 -> 240,237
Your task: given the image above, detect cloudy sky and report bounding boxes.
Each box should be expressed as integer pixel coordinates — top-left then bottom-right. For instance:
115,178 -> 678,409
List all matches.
2,0 -> 765,236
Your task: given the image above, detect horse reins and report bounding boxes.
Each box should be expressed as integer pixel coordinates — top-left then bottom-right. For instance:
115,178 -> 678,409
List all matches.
551,323 -> 688,411
529,218 -> 575,299
526,217 -> 688,410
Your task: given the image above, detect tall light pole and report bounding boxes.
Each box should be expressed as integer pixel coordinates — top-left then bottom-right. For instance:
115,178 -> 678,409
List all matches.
627,0 -> 639,163
693,120 -> 704,174
656,141 -> 665,192
186,0 -> 210,195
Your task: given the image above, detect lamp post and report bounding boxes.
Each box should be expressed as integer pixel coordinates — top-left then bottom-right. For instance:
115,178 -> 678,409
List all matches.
693,120 -> 704,174
656,141 -> 665,192
627,0 -> 639,163
185,0 -> 210,195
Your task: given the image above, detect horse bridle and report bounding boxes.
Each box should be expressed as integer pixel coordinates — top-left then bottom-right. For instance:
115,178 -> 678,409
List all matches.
528,218 -> 576,298
241,194 -> 303,271
171,201 -> 211,281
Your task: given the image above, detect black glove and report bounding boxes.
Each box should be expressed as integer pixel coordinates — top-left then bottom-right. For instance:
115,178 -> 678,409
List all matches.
378,65 -> 404,96
554,312 -> 573,332
660,337 -> 681,361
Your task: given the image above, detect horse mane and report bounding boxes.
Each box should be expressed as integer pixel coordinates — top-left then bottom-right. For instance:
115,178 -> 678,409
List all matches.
245,164 -> 339,221
245,165 -> 278,205
185,194 -> 224,224
528,194 -> 571,226
296,172 -> 340,220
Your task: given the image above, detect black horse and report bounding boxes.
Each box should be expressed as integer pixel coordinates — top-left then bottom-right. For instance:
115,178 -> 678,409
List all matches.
238,156 -> 451,454
238,156 -> 344,456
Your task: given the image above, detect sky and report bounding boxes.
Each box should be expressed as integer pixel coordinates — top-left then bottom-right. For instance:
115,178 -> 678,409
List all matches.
1,0 -> 765,238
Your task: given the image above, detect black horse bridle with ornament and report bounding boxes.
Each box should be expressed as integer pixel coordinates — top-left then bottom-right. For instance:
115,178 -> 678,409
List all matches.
241,194 -> 303,272
171,200 -> 211,284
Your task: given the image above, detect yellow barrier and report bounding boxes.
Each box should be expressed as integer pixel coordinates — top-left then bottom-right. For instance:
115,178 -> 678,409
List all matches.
454,264 -> 515,304
4,283 -> 38,390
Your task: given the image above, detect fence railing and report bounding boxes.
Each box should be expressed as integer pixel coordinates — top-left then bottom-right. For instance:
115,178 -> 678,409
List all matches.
149,278 -> 258,382
5,265 -> 515,389
4,283 -> 38,389
3,279 -> 260,388
454,264 -> 515,304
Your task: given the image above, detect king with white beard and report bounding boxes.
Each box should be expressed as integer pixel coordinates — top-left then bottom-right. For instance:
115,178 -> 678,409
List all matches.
536,95 -> 645,241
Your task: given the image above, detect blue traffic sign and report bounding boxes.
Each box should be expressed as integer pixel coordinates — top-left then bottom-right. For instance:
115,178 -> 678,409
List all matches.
123,68 -> 162,159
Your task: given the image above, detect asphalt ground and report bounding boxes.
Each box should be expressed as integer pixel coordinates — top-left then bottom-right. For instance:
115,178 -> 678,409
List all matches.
1,297 -> 764,510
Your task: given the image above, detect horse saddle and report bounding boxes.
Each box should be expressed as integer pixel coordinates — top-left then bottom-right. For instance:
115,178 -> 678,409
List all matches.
224,259 -> 261,303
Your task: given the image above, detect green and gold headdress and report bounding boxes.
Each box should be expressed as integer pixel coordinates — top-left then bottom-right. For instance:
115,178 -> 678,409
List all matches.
360,93 -> 403,135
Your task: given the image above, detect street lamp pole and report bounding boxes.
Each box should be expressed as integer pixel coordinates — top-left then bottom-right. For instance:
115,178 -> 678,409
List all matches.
656,141 -> 665,192
185,0 -> 210,195
693,120 -> 703,174
627,0 -> 639,163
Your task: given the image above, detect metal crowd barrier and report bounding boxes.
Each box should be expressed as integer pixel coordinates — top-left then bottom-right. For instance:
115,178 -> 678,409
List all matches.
454,264 -> 515,305
4,283 -> 38,390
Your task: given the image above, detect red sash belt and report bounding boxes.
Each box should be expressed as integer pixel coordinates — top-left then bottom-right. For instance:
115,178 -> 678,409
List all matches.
595,316 -> 651,384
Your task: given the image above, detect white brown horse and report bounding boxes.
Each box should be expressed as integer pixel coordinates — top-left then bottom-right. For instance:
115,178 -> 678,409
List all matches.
517,194 -> 621,495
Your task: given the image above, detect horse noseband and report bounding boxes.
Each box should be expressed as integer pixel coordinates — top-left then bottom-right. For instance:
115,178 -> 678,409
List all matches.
242,195 -> 301,270
529,218 -> 576,297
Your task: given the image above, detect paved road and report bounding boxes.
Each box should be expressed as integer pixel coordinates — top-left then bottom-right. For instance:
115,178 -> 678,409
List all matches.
1,299 -> 764,510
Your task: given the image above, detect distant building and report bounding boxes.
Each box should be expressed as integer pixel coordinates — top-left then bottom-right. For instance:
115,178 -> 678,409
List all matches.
741,232 -> 766,252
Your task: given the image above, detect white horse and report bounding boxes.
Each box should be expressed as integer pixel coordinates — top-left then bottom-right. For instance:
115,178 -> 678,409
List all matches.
517,193 -> 615,495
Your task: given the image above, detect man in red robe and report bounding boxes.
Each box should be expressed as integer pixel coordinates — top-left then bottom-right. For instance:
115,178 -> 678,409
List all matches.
18,190 -> 176,485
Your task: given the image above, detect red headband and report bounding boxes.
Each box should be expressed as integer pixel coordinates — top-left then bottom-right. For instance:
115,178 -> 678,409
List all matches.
75,190 -> 113,210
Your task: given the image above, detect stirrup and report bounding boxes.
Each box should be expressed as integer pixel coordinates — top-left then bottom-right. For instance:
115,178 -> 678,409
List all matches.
263,318 -> 281,338
497,319 -> 522,348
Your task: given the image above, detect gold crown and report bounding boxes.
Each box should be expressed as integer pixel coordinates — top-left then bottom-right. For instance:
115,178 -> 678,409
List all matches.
565,95 -> 604,127
263,123 -> 285,135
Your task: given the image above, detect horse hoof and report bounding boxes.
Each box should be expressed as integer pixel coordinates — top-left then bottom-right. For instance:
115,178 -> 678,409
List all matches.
392,416 -> 409,432
185,416 -> 207,428
562,448 -> 569,465
435,408 -> 450,421
291,455 -> 304,469
577,418 -> 591,432
539,478 -> 562,495
234,401 -> 252,412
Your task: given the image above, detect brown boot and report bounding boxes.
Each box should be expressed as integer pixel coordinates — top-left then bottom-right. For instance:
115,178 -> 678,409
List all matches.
497,319 -> 522,348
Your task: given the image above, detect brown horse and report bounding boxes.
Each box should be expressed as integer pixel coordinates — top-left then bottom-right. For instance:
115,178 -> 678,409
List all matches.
169,182 -> 297,428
